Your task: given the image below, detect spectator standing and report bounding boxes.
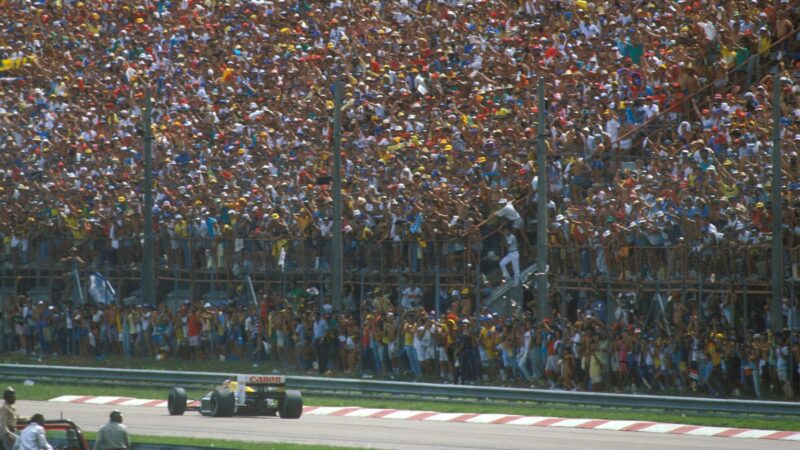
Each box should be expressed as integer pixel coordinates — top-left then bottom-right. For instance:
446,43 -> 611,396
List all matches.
293,317 -> 307,370
14,413 -> 51,450
371,289 -> 392,315
1,388 -> 20,450
402,317 -> 422,377
401,281 -> 423,311
455,319 -> 476,384
244,305 -> 260,361
313,313 -> 329,374
93,410 -> 129,450
187,308 -> 202,361
499,227 -> 521,287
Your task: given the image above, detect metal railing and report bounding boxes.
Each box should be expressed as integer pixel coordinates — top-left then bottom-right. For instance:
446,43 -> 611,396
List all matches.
2,364 -> 798,416
0,235 -> 481,305
0,234 -> 798,318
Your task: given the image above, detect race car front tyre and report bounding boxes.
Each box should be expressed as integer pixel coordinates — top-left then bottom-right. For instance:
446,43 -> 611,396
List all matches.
210,388 -> 235,417
168,387 -> 187,416
279,390 -> 303,419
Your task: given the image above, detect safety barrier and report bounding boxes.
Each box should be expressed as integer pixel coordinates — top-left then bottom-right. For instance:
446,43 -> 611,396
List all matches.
1,234 -> 795,308
2,364 -> 799,416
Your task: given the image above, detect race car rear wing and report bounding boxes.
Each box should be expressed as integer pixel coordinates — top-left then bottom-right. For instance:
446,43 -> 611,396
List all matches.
242,374 -> 287,385
235,374 -> 287,405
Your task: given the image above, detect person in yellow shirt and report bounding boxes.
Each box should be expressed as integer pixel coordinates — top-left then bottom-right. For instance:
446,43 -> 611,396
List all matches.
402,318 -> 421,376
294,206 -> 315,268
64,214 -> 85,240
706,336 -> 722,367
719,180 -> 739,200
382,313 -> 399,374
479,320 -> 498,381
109,305 -> 123,356
173,215 -> 190,269
706,333 -> 725,395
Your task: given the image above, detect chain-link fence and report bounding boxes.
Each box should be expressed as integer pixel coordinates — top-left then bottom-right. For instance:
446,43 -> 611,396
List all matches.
0,235 -> 797,317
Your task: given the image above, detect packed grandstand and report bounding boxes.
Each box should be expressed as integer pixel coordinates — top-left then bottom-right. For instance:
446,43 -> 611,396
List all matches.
0,0 -> 798,399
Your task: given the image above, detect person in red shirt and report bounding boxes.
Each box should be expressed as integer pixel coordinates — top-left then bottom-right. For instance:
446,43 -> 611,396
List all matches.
752,202 -> 769,232
187,307 -> 202,360
544,328 -> 562,388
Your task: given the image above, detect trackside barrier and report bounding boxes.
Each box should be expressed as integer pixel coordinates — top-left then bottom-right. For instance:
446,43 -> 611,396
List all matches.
2,364 -> 799,416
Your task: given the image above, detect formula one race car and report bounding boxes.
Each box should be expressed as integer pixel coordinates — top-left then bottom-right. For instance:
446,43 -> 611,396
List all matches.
167,374 -> 303,419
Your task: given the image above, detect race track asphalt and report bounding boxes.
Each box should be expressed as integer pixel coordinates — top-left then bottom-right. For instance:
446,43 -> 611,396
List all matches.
21,400 -> 792,450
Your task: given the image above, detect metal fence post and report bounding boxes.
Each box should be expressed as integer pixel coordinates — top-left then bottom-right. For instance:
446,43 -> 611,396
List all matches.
142,86 -> 155,306
770,64 -> 783,333
435,264 -> 441,319
71,265 -> 84,307
535,77 -> 549,321
560,274 -> 566,321
474,248 -> 482,314
189,239 -> 195,301
604,267 -> 612,328
743,278 -> 749,331
698,265 -> 704,320
331,80 -> 344,312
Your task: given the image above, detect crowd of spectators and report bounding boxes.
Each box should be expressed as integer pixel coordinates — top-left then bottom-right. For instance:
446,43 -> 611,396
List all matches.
0,0 -> 797,284
1,288 -> 798,400
0,0 -> 799,400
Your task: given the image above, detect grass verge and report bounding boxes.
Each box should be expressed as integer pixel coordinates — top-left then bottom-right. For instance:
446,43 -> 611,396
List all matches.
80,431 -> 361,450
12,381 -> 800,432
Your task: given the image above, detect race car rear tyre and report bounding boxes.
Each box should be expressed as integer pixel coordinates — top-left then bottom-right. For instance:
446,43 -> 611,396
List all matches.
168,387 -> 187,416
279,390 -> 303,419
210,388 -> 235,417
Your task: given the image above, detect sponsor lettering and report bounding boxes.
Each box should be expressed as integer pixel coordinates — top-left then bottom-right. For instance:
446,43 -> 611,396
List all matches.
246,375 -> 286,384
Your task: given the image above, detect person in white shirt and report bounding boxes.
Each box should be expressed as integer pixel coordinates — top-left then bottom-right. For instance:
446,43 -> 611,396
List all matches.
605,111 -> 620,148
643,97 -> 660,120
495,199 -> 523,230
499,227 -> 521,286
517,320 -> 533,381
401,281 -> 423,310
14,414 -> 51,450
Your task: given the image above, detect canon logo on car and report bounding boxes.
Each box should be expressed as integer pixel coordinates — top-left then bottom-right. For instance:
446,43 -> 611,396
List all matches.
247,375 -> 286,384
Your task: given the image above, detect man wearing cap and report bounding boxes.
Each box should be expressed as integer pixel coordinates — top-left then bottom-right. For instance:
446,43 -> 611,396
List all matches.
93,410 -> 129,450
1,387 -> 20,450
454,318 -> 476,384
495,198 -> 524,230
15,413 -> 51,450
